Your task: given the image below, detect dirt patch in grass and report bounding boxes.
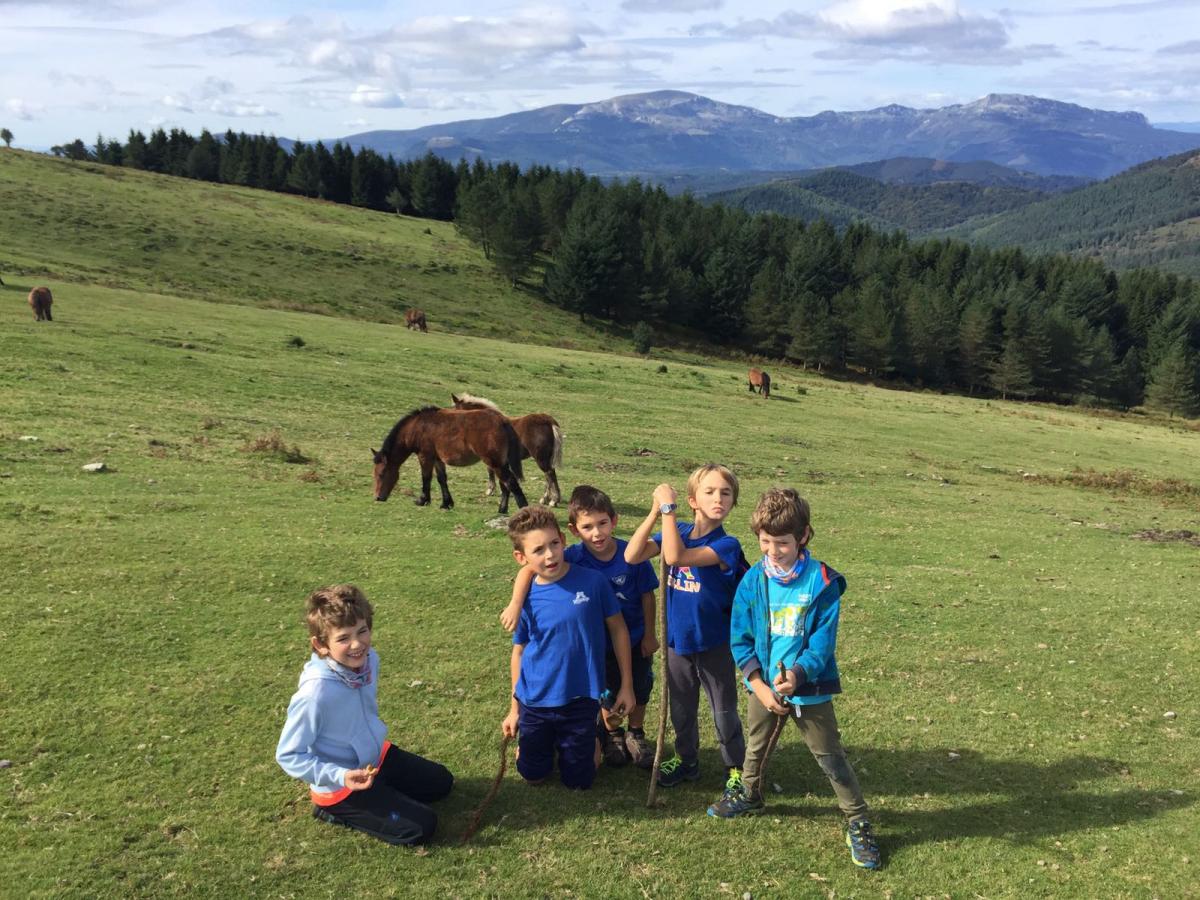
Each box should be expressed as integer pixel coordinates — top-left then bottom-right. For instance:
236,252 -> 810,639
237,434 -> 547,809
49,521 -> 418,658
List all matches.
241,430 -> 310,464
1131,529 -> 1200,546
1024,468 -> 1200,500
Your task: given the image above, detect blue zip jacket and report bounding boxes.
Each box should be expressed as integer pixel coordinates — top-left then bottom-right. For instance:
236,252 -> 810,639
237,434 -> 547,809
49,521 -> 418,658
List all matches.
730,554 -> 846,703
275,649 -> 388,791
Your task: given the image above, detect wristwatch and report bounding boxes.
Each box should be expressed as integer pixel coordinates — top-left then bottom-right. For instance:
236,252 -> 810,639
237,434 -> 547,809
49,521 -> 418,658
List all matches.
659,502 -> 677,515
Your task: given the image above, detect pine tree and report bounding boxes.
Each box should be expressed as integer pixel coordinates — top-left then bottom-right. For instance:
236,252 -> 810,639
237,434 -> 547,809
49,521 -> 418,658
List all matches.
990,336 -> 1035,399
0,127 -> 12,148
455,178 -> 503,259
958,298 -> 998,394
490,187 -> 542,287
1145,341 -> 1199,418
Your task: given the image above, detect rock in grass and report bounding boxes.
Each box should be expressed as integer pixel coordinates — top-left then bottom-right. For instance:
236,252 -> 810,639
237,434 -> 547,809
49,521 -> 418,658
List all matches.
82,462 -> 107,473
1164,711 -> 1177,719
19,435 -> 39,442
485,516 -> 510,530
0,760 -> 11,769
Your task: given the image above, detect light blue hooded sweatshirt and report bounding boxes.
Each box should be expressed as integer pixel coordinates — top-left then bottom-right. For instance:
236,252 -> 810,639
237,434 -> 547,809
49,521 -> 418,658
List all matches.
275,649 -> 388,793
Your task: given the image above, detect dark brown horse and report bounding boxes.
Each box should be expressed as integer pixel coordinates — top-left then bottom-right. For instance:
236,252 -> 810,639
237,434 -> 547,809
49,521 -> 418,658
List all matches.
29,286 -> 52,322
373,406 -> 528,513
405,308 -> 428,332
748,367 -> 770,398
451,394 -> 564,506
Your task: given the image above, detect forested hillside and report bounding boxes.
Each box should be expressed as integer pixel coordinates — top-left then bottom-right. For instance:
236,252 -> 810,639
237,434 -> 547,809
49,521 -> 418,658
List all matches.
19,127 -> 1200,416
708,170 -> 1053,233
952,150 -> 1200,276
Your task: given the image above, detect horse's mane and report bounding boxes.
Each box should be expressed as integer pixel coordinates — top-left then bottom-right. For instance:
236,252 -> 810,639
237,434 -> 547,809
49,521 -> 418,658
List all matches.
380,406 -> 440,452
456,393 -> 502,413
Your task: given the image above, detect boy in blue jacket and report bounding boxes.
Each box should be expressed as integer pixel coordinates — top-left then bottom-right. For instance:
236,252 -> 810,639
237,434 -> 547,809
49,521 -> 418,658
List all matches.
276,584 -> 453,845
711,489 -> 880,871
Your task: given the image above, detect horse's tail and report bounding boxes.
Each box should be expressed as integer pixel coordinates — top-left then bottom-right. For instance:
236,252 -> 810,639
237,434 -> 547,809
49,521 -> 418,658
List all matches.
502,420 -> 524,482
550,421 -> 564,471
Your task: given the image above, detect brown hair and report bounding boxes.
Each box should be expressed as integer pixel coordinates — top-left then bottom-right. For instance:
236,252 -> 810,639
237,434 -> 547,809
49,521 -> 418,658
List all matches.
686,463 -> 739,506
567,484 -> 616,524
306,584 -> 374,646
506,504 -> 562,550
750,488 -> 812,544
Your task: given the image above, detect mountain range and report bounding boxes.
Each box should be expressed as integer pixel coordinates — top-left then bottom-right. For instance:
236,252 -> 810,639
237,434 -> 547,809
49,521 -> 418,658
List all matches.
338,90 -> 1200,181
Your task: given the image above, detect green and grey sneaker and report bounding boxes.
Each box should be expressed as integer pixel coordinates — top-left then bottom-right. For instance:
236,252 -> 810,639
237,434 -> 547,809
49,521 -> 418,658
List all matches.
707,784 -> 764,818
846,819 -> 881,870
656,754 -> 701,787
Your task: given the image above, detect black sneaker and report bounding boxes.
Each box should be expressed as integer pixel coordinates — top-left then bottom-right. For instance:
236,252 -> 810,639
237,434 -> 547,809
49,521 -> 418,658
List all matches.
846,819 -> 881,870
601,727 -> 630,767
656,754 -> 701,787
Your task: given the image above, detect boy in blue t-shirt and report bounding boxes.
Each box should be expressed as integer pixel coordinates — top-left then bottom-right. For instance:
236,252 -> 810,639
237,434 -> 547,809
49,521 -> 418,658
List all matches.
625,463 -> 747,799
502,485 -> 660,768
714,488 -> 880,871
500,505 -> 636,789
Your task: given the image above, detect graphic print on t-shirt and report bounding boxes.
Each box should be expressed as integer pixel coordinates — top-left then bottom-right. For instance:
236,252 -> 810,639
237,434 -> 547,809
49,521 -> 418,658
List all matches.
770,595 -> 811,637
669,567 -> 701,594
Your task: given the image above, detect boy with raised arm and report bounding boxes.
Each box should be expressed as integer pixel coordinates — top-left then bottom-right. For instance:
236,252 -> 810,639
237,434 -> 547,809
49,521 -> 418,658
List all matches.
712,488 -> 880,870
501,505 -> 637,789
625,463 -> 747,803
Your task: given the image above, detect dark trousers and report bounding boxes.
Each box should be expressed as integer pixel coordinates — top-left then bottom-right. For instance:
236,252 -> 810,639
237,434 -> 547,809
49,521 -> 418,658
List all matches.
517,697 -> 600,789
667,643 -> 746,768
316,745 -> 454,845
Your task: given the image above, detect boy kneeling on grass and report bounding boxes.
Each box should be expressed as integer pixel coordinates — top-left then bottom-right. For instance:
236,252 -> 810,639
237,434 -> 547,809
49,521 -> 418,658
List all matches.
501,505 -> 636,788
715,489 -> 881,871
276,584 -> 453,846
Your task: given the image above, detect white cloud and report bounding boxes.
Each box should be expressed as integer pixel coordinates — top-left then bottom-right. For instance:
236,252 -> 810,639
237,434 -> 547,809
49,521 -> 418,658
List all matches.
350,85 -> 406,108
6,98 -> 45,119
621,0 -> 723,11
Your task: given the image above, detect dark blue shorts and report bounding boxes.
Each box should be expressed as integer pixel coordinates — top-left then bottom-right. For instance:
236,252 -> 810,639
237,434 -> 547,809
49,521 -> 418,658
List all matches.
516,697 -> 599,789
602,646 -> 654,708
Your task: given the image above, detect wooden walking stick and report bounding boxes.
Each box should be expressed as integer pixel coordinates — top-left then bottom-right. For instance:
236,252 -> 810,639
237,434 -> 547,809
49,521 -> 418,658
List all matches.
460,734 -> 513,844
756,660 -> 790,789
646,556 -> 671,808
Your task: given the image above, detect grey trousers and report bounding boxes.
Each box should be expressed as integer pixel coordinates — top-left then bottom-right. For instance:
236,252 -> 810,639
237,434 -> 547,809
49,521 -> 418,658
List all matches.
742,693 -> 869,821
667,644 -> 746,768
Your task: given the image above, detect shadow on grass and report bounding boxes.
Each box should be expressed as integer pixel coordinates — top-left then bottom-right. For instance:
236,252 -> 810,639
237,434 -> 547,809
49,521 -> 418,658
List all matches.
762,746 -> 1195,850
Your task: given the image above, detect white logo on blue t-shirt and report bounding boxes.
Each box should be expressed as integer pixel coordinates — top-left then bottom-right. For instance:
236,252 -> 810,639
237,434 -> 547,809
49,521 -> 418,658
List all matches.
613,574 -> 627,587
573,591 -> 590,605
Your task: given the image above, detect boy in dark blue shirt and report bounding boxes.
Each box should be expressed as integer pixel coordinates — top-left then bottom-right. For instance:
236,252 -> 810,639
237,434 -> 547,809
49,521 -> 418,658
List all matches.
625,463 -> 747,801
503,486 -> 660,768
500,505 -> 636,789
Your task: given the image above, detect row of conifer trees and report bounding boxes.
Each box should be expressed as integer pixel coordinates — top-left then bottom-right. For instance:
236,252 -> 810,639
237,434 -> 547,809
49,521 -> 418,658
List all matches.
57,126 -> 1200,415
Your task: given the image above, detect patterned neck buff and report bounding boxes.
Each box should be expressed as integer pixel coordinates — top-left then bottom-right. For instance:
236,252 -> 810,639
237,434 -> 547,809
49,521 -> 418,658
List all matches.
324,655 -> 373,689
763,549 -> 808,585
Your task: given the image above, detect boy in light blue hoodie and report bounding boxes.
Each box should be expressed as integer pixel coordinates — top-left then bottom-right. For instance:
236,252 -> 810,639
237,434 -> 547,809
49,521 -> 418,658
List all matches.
712,489 -> 881,871
276,584 -> 453,845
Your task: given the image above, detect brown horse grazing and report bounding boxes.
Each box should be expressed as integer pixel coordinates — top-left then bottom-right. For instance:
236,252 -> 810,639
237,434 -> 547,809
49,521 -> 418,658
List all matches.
405,308 -> 428,332
373,406 -> 528,513
451,393 -> 564,506
748,367 -> 771,398
28,286 -> 52,322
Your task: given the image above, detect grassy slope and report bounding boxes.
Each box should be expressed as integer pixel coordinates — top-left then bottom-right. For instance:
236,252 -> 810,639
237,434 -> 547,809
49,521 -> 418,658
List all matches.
0,149 -> 626,351
2,282 -> 1198,899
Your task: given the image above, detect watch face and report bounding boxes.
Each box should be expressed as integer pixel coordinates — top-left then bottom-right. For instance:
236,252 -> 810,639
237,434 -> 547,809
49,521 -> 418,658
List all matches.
660,502 -> 676,514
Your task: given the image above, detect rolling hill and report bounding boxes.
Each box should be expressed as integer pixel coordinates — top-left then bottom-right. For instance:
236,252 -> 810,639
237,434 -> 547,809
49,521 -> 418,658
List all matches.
947,149 -> 1200,276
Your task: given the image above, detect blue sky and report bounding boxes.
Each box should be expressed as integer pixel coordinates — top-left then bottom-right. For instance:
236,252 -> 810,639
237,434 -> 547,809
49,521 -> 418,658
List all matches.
1,0 -> 1197,148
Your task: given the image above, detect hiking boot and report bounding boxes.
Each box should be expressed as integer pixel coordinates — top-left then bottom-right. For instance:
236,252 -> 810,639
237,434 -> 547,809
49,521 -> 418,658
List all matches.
707,786 -> 765,818
656,754 -> 701,787
624,728 -> 655,769
846,819 -> 881,870
601,727 -> 630,767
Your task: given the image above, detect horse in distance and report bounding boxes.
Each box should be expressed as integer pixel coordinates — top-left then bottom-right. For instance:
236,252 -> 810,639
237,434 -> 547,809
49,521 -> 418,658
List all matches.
451,393 -> 564,506
405,308 -> 428,332
372,406 -> 528,514
748,367 -> 770,398
28,287 -> 53,321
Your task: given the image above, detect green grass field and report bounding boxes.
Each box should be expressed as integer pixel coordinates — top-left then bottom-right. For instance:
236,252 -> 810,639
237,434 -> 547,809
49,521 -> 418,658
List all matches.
2,153 -> 1198,898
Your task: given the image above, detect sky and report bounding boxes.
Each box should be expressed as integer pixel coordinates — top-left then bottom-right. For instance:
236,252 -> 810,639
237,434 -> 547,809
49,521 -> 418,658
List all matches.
1,0 -> 1198,149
